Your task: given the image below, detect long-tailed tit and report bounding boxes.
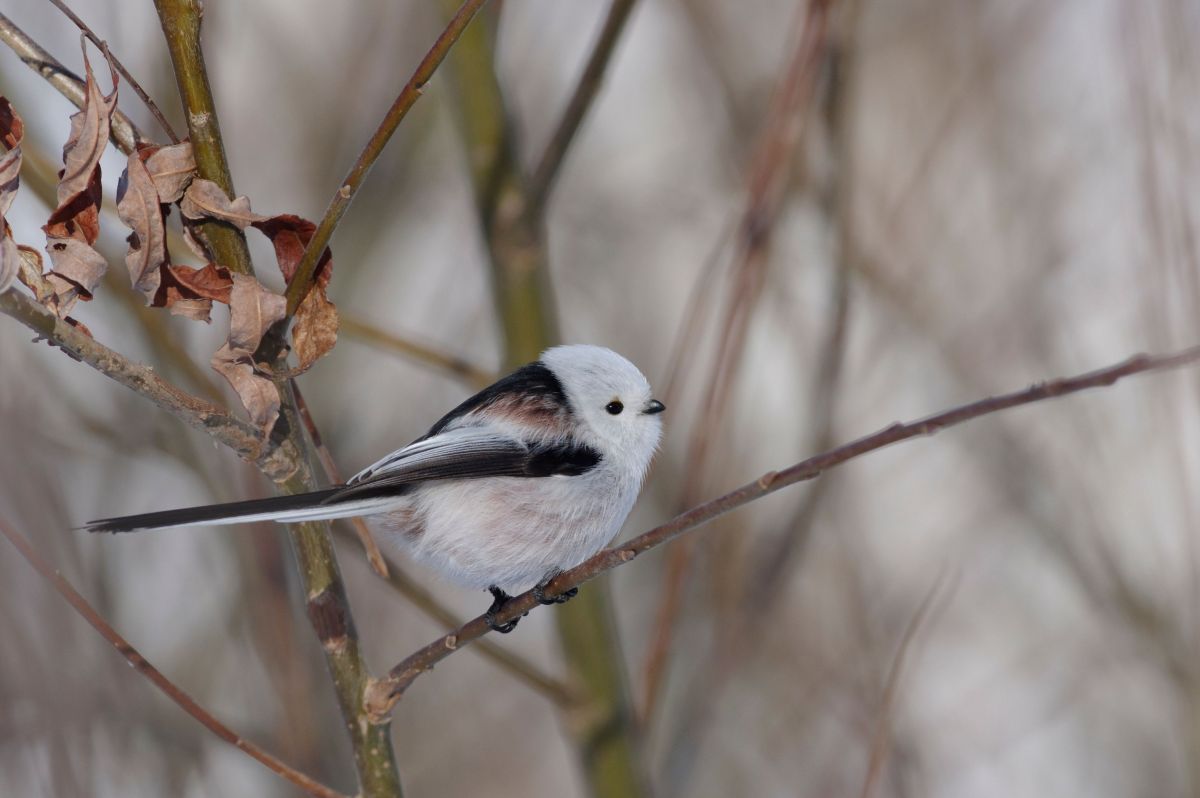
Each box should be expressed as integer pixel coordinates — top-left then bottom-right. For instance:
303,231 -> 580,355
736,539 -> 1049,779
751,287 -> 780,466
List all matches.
86,345 -> 665,632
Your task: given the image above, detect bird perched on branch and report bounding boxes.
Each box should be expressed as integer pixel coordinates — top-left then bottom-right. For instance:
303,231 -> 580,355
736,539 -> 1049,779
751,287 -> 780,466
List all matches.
86,345 -> 666,632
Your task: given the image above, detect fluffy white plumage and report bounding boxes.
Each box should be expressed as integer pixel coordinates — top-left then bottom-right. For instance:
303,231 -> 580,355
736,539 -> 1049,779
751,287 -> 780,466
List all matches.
86,345 -> 665,599
383,345 -> 663,592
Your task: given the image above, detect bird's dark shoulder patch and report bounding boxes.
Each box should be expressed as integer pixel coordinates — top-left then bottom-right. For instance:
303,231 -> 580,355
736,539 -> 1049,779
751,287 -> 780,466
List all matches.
526,441 -> 602,477
423,361 -> 572,438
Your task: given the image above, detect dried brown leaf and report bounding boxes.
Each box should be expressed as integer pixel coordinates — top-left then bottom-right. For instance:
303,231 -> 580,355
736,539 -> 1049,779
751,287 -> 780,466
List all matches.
163,262 -> 233,304
143,142 -> 195,202
116,150 -> 166,300
58,50 -> 117,206
0,97 -> 23,220
43,168 -> 102,244
154,262 -> 233,322
252,214 -> 339,372
211,274 -> 285,432
44,236 -> 107,315
15,245 -> 53,303
0,98 -> 24,293
180,217 -> 213,261
180,179 -> 267,229
0,231 -> 19,293
292,288 -> 339,373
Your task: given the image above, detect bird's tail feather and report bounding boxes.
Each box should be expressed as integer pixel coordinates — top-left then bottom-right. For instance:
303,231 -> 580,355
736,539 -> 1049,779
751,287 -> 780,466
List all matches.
84,489 -> 399,533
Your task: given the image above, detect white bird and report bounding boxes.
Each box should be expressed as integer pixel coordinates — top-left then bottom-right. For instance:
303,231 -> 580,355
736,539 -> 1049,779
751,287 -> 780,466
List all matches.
86,345 -> 665,631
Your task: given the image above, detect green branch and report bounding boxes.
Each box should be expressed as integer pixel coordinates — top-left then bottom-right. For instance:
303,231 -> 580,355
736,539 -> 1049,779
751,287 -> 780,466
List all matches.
152,2 -> 403,795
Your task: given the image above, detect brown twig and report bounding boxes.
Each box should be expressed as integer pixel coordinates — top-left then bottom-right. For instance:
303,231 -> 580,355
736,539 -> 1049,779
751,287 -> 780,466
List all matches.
341,532 -> 578,706
440,6 -> 650,793
858,572 -> 951,798
640,0 -> 834,721
340,315 -> 495,389
46,0 -> 180,142
0,518 -> 350,798
291,381 -> 390,577
364,343 -> 1200,716
526,0 -> 638,215
281,0 -> 490,319
0,10 -> 143,152
0,288 -> 297,480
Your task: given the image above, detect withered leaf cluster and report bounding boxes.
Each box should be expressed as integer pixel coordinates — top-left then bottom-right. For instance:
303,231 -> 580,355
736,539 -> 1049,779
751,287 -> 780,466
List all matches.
0,49 -> 340,434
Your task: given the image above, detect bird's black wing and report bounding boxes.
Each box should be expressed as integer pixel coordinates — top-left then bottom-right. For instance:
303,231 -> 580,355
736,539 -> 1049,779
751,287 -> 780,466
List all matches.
333,426 -> 601,502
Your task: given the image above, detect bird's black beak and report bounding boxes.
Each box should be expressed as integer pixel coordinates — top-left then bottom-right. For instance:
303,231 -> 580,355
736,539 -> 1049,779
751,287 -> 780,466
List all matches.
643,399 -> 666,415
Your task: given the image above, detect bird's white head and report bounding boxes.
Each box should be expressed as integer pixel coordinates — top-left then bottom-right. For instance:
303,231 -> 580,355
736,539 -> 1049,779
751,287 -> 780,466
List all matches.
541,345 -> 665,480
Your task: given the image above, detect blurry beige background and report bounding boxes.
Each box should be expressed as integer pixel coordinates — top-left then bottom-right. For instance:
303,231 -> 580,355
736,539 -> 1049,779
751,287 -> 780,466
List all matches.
2,1 -> 1199,796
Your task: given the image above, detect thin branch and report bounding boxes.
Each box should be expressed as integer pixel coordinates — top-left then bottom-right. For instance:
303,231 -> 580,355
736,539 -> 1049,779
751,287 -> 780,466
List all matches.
46,0 -> 180,142
339,530 -> 579,706
280,0 -> 490,319
0,518 -> 350,798
0,288 -> 298,480
154,0 -> 253,276
365,343 -> 1200,716
641,0 -> 834,721
340,315 -> 495,389
526,0 -> 638,215
858,572 -> 950,798
152,3 -> 403,794
291,381 -> 390,578
441,9 -> 647,792
0,10 -> 143,153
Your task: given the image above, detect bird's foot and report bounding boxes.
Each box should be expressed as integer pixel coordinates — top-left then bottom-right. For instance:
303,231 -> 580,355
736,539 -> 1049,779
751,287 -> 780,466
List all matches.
485,586 -> 522,633
532,576 -> 579,606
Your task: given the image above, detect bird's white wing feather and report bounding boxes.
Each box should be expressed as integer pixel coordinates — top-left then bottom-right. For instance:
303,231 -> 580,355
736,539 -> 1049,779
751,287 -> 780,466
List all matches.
346,426 -> 529,486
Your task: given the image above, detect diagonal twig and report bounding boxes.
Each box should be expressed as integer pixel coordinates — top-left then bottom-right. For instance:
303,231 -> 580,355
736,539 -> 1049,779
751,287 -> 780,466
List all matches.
858,571 -> 952,798
46,0 -> 180,142
0,288 -> 297,480
290,381 -> 390,577
641,0 -> 835,721
526,0 -> 638,215
340,316 -> 496,389
0,518 -> 350,798
280,0 -> 490,320
364,343 -> 1200,717
0,10 -> 143,152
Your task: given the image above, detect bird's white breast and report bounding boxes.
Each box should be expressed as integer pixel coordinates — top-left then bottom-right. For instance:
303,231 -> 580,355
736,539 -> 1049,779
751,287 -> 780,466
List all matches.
373,462 -> 640,594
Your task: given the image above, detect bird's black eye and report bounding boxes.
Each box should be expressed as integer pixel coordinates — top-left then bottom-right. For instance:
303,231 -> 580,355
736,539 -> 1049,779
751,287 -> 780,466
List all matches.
605,400 -> 624,415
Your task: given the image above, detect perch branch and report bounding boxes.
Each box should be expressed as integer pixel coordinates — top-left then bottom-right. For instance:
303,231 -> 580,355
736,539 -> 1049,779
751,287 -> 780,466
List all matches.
0,518 -> 349,798
365,343 -> 1200,716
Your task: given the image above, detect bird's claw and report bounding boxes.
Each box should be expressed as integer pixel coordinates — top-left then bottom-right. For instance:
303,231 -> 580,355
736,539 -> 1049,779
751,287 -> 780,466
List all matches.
486,586 -> 522,634
532,579 -> 578,606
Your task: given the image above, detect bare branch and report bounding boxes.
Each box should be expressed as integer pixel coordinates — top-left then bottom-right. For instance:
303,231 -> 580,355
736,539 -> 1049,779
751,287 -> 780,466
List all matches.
0,287 -> 298,480
46,0 -> 180,142
0,517 -> 350,798
279,0 -> 490,321
365,343 -> 1200,717
340,315 -> 495,389
291,381 -> 390,577
858,572 -> 950,798
527,0 -> 638,215
642,0 -> 835,720
152,3 -> 403,793
0,10 -> 143,153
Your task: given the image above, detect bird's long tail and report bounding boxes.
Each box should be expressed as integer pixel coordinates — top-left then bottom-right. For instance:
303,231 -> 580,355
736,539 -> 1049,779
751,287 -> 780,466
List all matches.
84,489 -> 399,533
